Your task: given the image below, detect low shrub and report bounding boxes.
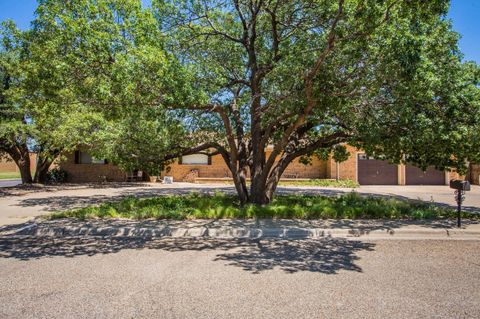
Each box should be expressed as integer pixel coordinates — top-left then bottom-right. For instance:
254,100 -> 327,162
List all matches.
48,192 -> 476,221
46,168 -> 68,184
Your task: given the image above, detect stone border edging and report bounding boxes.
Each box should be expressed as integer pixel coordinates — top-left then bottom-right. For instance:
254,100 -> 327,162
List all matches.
5,223 -> 480,240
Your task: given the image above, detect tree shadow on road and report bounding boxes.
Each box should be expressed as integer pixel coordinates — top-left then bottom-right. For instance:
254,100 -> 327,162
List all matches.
0,235 -> 375,274
213,238 -> 374,274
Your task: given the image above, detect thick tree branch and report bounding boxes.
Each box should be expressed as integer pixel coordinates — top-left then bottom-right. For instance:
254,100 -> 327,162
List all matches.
260,0 -> 345,183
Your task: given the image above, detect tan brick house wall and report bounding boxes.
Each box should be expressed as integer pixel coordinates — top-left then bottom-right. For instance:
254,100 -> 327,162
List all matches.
59,146 -> 468,184
398,164 -> 406,185
0,153 -> 37,173
161,153 -> 231,181
327,145 -> 359,182
59,152 -> 126,183
447,170 -> 463,183
282,154 -> 327,179
162,150 -> 327,182
0,157 -> 19,172
59,148 -> 328,183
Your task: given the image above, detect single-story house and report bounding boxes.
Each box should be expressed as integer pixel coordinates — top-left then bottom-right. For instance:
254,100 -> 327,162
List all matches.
57,145 -> 469,185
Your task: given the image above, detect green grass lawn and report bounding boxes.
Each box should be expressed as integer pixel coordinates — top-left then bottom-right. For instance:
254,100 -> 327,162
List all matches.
0,172 -> 20,180
48,192 -> 475,221
278,179 -> 359,188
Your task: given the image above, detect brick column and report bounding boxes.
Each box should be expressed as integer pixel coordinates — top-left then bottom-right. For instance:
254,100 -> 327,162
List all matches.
398,164 -> 406,185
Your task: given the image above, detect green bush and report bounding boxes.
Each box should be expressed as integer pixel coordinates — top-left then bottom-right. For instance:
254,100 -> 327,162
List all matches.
46,168 -> 68,184
47,192 -> 478,221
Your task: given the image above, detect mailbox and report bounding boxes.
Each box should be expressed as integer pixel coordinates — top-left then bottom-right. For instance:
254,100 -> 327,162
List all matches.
449,179 -> 471,191
163,176 -> 173,184
450,179 -> 470,228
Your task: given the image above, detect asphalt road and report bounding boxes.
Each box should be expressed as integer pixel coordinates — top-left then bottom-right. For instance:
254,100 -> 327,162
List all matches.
0,238 -> 479,319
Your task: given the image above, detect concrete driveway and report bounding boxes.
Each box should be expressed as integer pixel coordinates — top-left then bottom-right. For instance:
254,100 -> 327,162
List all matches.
0,183 -> 479,226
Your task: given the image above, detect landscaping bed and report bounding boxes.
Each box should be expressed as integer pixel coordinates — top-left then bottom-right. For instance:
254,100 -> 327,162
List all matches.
48,192 -> 476,221
277,179 -> 359,188
192,178 -> 359,188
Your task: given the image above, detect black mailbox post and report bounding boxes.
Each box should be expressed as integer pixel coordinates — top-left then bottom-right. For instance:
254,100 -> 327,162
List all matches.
449,179 -> 471,227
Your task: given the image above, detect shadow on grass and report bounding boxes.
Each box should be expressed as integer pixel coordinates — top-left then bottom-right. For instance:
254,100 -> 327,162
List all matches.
13,186 -> 233,211
0,235 -> 375,274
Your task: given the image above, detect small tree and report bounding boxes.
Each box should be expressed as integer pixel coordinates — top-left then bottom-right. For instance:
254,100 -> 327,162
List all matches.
26,0 -> 201,178
0,19 -> 112,184
0,21 -> 34,183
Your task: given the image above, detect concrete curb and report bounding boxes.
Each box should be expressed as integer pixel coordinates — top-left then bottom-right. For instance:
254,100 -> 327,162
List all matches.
7,223 -> 480,240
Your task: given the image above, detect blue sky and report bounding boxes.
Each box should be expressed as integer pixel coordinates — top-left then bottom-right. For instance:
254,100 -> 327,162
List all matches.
0,0 -> 478,62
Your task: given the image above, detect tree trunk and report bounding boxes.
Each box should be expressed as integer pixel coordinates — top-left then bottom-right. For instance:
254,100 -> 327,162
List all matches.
225,161 -> 248,205
18,158 -> 33,184
248,174 -> 283,205
249,177 -> 271,205
33,158 -> 53,184
33,149 -> 60,184
249,153 -> 294,205
232,174 -> 249,205
7,145 -> 33,184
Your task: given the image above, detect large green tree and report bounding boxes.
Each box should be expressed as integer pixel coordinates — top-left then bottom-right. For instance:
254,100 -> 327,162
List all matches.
10,0 -> 478,202
146,0 -> 479,204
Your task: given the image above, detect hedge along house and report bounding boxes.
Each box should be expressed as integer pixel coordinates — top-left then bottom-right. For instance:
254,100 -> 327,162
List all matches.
58,145 -> 466,185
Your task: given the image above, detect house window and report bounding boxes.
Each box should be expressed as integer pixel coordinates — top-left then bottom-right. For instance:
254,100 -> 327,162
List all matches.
76,151 -> 106,164
180,154 -> 210,165
358,154 -> 375,160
